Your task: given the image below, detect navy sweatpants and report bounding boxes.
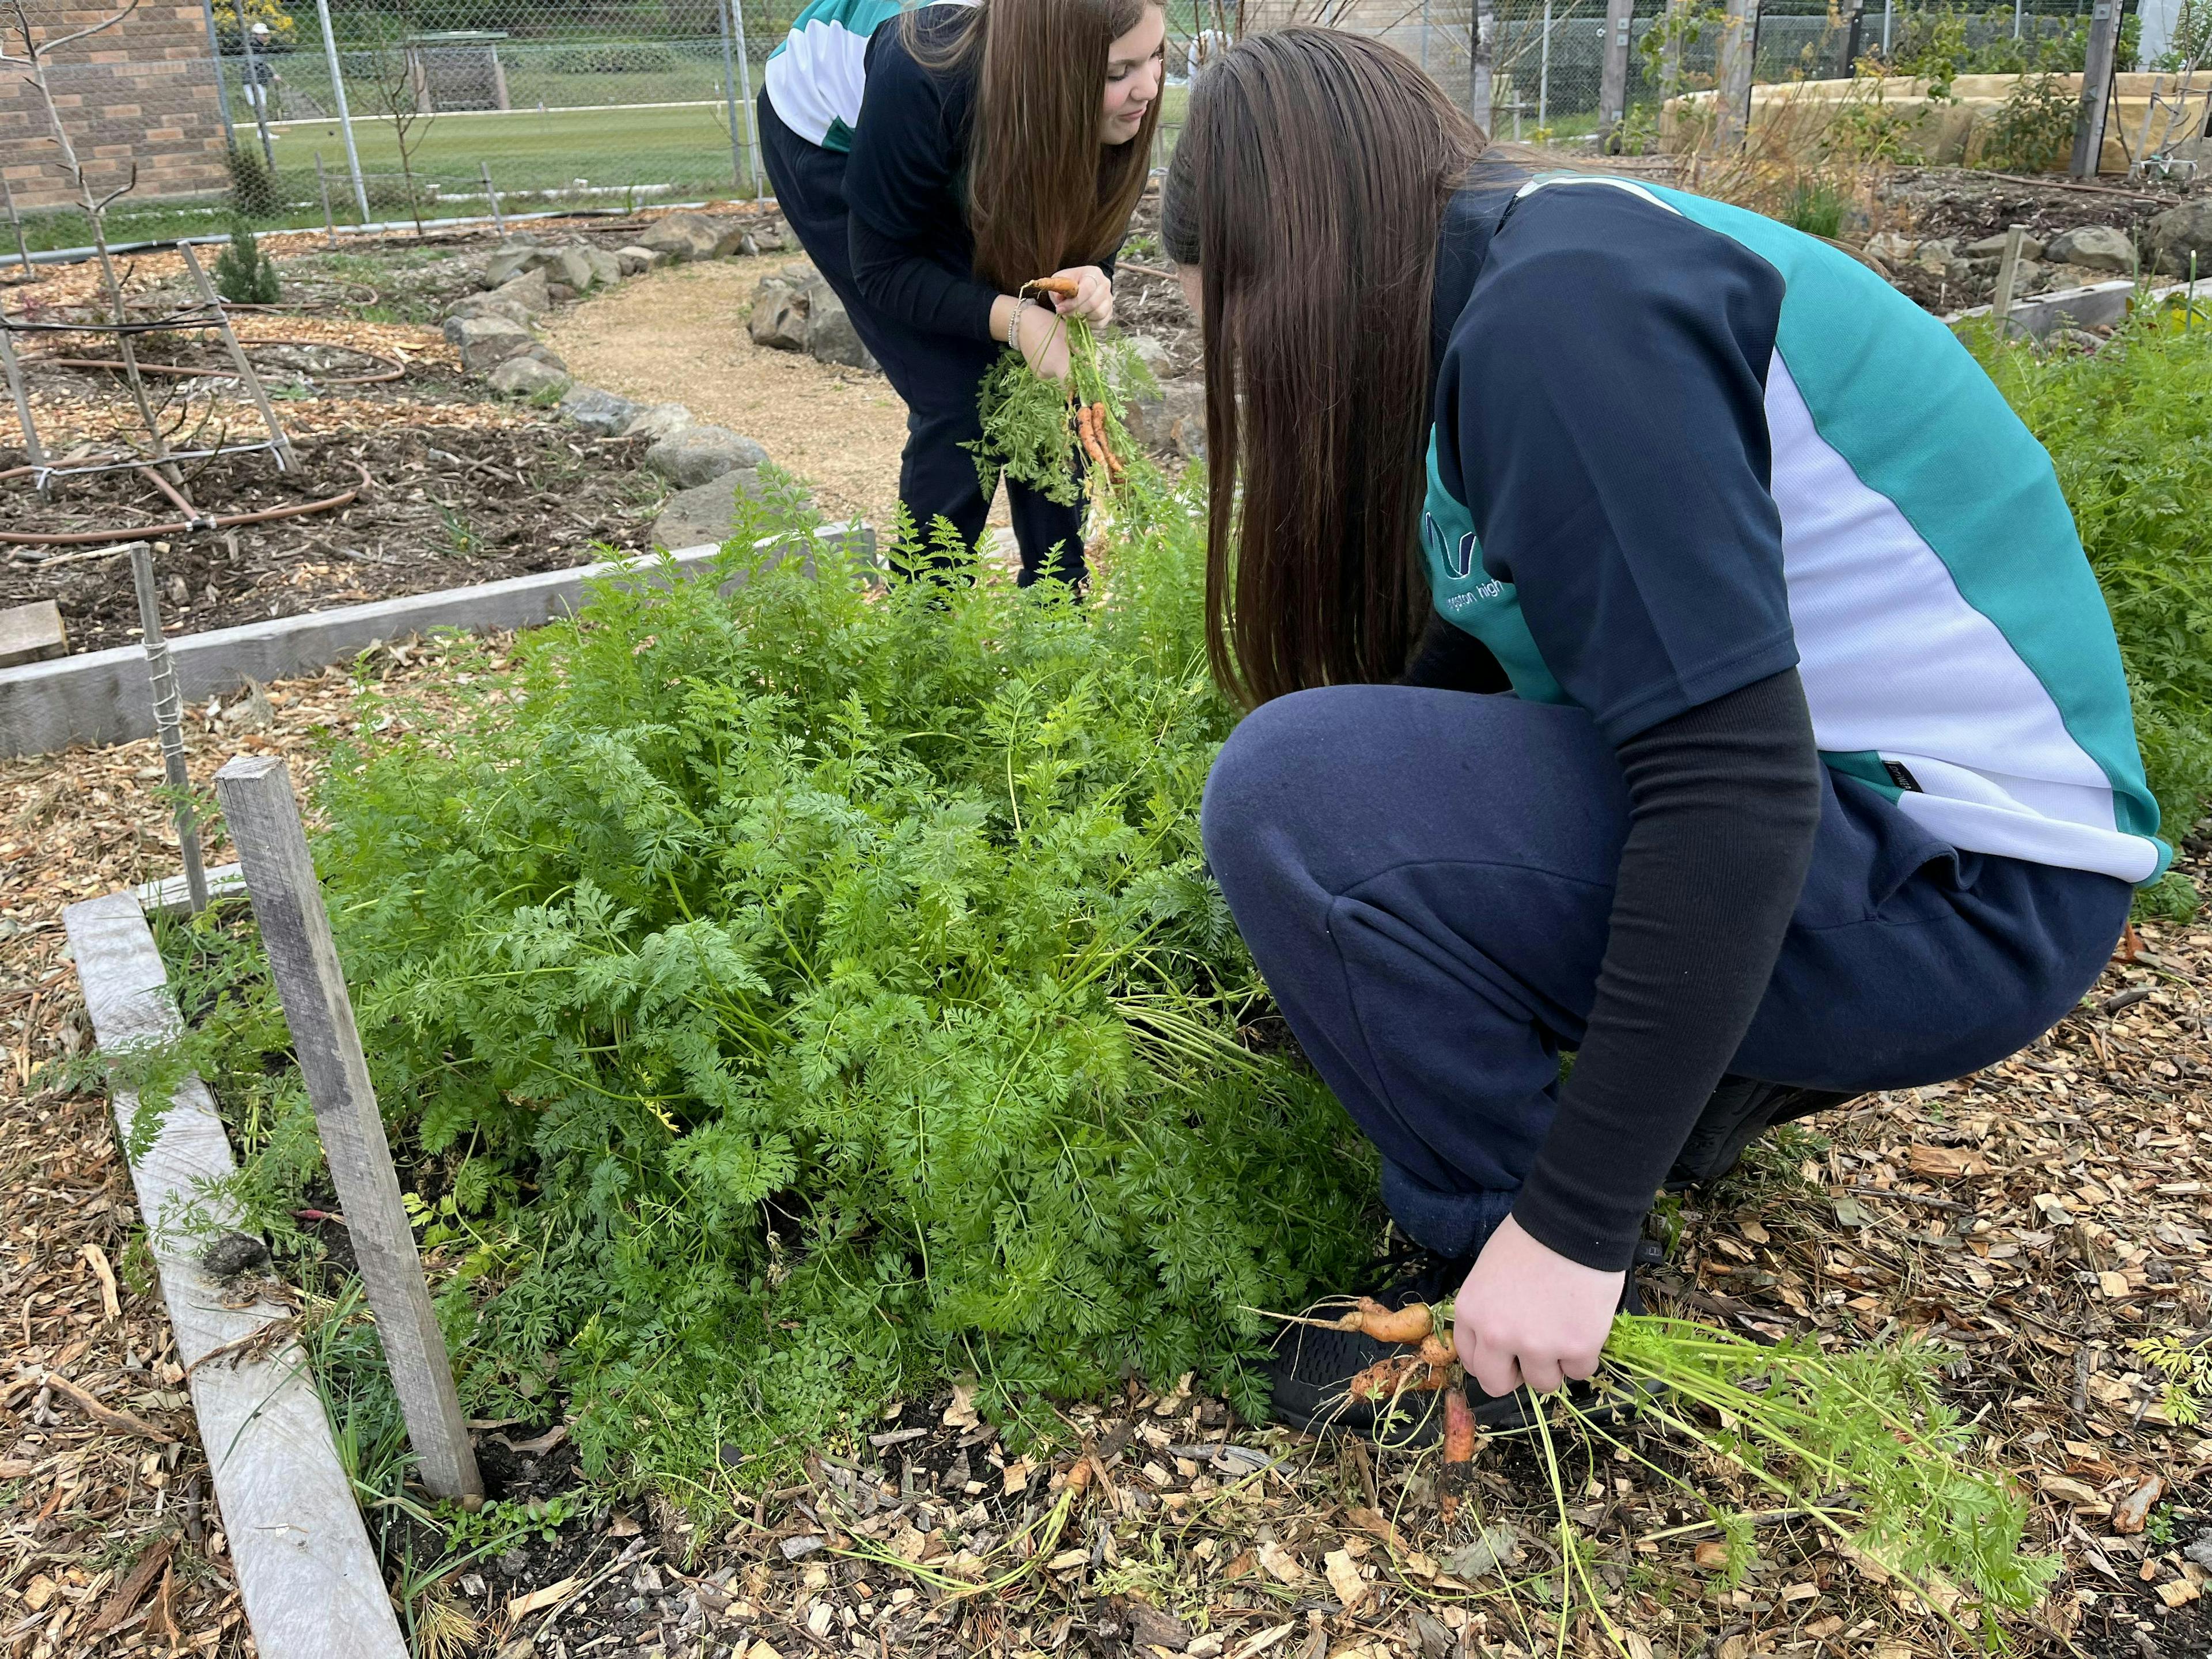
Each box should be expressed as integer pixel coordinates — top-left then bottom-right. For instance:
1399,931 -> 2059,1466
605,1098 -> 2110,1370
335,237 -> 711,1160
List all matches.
1200,685 -> 2134,1257
757,93 -> 1084,585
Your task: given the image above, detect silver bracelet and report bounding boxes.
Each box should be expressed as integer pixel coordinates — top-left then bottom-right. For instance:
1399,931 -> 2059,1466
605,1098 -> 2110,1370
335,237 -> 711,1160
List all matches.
1007,297 -> 1027,352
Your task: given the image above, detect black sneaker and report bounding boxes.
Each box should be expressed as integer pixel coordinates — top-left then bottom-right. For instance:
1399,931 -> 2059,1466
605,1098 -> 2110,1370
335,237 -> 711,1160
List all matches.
1665,1077 -> 1858,1191
1264,1248 -> 1647,1445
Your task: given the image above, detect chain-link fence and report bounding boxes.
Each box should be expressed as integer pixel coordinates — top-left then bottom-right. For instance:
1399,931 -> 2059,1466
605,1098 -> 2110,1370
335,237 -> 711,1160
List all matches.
0,0 -> 2152,248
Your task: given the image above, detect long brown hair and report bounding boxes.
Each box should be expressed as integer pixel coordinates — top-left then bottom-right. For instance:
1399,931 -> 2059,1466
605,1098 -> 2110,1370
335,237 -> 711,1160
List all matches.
1177,30 -> 1484,709
908,0 -> 1162,293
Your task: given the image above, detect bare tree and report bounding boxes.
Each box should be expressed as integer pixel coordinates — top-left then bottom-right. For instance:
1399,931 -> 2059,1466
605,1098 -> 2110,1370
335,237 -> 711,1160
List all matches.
1,0 -> 175,468
359,12 -> 438,237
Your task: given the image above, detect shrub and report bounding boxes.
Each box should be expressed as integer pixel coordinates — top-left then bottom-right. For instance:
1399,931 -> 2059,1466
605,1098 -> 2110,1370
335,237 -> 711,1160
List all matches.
1781,177 -> 1847,240
175,477 -> 1376,1491
213,215 -> 281,304
1976,310 -> 2212,850
1972,72 -> 2077,174
226,144 -> 282,219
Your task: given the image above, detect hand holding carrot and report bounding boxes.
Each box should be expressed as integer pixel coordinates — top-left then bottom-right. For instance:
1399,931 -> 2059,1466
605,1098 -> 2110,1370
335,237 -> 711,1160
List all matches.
1450,1214 -> 1622,1397
1031,266 -> 1114,328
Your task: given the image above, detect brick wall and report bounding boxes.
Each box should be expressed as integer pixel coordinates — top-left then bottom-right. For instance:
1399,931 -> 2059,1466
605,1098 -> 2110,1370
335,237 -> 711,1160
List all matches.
2,3 -> 231,212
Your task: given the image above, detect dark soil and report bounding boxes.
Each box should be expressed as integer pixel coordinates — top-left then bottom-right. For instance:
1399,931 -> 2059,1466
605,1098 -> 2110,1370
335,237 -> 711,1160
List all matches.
1,421 -> 660,655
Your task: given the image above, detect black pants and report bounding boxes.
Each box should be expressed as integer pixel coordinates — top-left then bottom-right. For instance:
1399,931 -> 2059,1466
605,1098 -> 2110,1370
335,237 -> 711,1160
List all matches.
757,92 -> 1084,585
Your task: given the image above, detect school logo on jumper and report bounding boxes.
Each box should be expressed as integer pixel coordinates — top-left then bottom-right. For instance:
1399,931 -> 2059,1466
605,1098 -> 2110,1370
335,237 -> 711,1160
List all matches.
1423,514 -> 1481,582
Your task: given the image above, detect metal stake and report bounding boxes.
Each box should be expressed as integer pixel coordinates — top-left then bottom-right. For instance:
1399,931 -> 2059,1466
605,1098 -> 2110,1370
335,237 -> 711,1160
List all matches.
314,150 -> 338,248
1881,0 -> 1893,54
479,162 -> 506,234
178,243 -> 295,473
0,309 -> 48,479
129,543 -> 209,914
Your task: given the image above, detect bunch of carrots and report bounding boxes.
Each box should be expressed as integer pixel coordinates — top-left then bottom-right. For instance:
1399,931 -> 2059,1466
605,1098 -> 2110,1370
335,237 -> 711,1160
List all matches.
1307,1296 -> 1480,1511
1023,275 -> 1127,483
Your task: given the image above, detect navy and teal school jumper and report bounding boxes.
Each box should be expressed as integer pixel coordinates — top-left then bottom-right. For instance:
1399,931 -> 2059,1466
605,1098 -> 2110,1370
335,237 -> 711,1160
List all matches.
1200,169 -> 2160,1270
762,0 -> 1085,584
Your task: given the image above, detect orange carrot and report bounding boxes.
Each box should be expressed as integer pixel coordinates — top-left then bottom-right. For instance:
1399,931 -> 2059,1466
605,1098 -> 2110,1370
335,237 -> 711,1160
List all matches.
1065,1454 -> 1094,1497
1089,403 -> 1124,477
1418,1334 -> 1455,1367
1347,1353 -> 1454,1400
1326,1297 -> 1437,1346
1437,1386 -> 1478,1525
1026,275 -> 1081,298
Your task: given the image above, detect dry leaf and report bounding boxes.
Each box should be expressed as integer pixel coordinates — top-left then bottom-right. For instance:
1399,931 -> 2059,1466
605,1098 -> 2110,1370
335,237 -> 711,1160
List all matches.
2098,1271 -> 2132,1299
1694,1540 -> 1732,1570
941,1384 -> 980,1430
1907,1144 -> 1988,1179
1323,1547 -> 1368,1612
2160,1578 -> 2201,1608
1228,1625 -> 1298,1659
2037,1474 -> 2105,1505
1344,1505 -> 1404,1554
506,1574 -> 581,1620
1001,1457 -> 1032,1495
1256,1539 -> 1306,1583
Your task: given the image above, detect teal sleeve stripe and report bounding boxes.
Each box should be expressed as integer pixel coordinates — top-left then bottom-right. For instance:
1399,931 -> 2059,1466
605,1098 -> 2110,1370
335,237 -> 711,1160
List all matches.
1421,434 -> 1568,707
1646,185 -> 2162,850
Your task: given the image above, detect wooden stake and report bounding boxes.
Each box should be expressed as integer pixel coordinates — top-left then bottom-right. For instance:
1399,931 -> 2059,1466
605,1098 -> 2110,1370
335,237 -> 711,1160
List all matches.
2071,0 -> 2124,180
1715,0 -> 1763,149
213,753 -> 482,1503
1991,223 -> 2027,334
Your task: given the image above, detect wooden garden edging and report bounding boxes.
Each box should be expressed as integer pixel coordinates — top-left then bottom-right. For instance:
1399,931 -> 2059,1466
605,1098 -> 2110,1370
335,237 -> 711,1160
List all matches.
63,892 -> 408,1659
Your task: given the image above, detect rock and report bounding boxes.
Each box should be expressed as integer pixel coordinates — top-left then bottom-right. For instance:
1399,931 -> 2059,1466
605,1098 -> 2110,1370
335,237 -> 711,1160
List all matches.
0,599 -> 65,667
2044,263 -> 2117,291
1122,332 -> 1173,376
445,292 -> 531,328
1911,237 -> 1956,271
478,237 -> 545,289
614,244 -> 664,276
581,246 -> 623,288
491,267 -> 551,315
489,357 -> 573,398
558,383 -> 641,436
2184,1531 -> 2212,1571
446,315 -> 535,373
2149,198 -> 2212,276
749,275 -> 812,351
1965,230 -> 2045,262
200,1232 -> 270,1277
519,343 -> 567,372
544,282 -> 579,305
2043,225 -> 2137,274
639,210 -> 748,262
623,402 -> 695,442
1126,376 -> 1206,463
646,425 -> 771,488
753,221 -> 788,252
548,246 -> 598,291
652,467 -> 775,549
803,281 -> 878,371
1863,230 -> 1916,266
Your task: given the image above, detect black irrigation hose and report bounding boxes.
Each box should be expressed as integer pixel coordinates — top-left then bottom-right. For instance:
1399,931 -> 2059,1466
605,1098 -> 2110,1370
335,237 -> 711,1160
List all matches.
30,337 -> 406,387
0,461 -> 370,546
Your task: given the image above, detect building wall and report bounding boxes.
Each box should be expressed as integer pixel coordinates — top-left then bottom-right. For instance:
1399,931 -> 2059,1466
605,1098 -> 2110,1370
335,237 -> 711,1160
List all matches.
2,3 -> 231,213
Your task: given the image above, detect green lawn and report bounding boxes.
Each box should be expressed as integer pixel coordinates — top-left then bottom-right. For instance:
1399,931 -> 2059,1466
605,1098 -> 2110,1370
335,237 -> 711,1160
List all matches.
271,103 -> 760,201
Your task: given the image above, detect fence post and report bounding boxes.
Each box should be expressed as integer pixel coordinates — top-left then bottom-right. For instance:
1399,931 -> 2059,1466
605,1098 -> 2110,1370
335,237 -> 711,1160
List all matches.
1715,0 -> 1762,147
239,26 -> 278,173
1840,0 -> 1866,74
1471,0 -> 1494,132
718,0 -> 747,192
1597,0 -> 1635,149
1881,0 -> 1892,55
2070,0 -> 2124,179
211,755 -> 484,1505
195,0 -> 238,156
2,178 -> 31,279
314,0 -> 372,224
1539,0 -> 1552,130
732,0 -> 764,198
